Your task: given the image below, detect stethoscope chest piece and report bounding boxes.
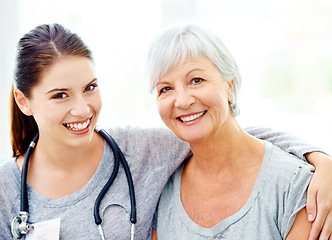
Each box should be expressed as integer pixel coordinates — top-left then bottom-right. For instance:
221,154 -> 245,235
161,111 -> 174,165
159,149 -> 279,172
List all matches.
11,211 -> 31,239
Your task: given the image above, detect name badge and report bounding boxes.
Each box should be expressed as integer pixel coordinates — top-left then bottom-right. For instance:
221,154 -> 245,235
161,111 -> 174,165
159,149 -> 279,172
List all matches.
26,218 -> 61,240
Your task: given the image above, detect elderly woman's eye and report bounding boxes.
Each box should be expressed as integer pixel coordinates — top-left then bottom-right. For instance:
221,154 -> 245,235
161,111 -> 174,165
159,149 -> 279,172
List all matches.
160,86 -> 172,94
192,78 -> 204,84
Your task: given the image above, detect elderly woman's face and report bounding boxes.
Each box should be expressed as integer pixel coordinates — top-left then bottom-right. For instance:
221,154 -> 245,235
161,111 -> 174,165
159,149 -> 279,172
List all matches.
155,55 -> 234,144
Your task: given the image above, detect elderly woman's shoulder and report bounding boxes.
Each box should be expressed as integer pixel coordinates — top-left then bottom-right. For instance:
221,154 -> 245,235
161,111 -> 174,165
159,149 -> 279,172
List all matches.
266,143 -> 314,183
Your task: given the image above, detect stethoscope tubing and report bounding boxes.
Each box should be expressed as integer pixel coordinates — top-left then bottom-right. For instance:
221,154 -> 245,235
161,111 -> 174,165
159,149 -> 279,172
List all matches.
21,132 -> 39,213
94,127 -> 137,225
93,128 -> 120,225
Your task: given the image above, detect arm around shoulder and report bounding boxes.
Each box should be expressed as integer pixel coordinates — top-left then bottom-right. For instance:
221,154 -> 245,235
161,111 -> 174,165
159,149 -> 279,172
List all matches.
286,207 -> 313,240
245,126 -> 326,160
304,152 -> 332,239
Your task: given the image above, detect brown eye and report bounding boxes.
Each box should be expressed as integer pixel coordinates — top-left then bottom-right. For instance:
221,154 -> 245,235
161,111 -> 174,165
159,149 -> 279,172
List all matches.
84,83 -> 97,92
52,92 -> 67,99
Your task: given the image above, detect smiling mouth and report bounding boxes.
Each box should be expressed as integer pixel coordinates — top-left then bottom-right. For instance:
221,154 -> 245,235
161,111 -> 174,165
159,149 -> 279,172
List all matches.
178,111 -> 207,122
63,118 -> 91,131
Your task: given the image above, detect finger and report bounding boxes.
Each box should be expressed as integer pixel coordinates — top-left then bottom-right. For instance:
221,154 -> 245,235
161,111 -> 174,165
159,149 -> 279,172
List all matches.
307,185 -> 318,221
310,210 -> 327,240
318,212 -> 332,240
306,184 -> 317,222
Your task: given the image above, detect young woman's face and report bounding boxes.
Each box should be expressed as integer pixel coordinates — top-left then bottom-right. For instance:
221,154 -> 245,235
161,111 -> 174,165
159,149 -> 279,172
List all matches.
155,56 -> 233,144
24,56 -> 102,148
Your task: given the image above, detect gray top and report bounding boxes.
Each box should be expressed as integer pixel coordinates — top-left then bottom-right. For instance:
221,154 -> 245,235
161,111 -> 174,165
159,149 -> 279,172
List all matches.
153,141 -> 315,239
0,127 -> 321,239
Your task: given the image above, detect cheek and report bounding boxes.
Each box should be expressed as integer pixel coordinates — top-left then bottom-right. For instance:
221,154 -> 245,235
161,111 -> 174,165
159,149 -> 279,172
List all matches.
94,95 -> 103,113
216,95 -> 231,119
88,92 -> 102,114
203,89 -> 230,114
157,100 -> 171,123
33,105 -> 65,127
157,102 -> 165,120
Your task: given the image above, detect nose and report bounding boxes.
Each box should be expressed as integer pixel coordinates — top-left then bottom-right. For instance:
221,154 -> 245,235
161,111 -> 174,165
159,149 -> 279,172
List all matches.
174,88 -> 196,109
70,95 -> 90,116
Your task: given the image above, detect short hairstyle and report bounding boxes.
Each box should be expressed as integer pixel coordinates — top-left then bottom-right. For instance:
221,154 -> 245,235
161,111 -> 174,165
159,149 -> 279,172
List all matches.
146,24 -> 241,116
10,23 -> 93,157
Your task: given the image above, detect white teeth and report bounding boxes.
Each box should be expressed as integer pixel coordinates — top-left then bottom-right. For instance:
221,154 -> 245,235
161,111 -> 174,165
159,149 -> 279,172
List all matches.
180,112 -> 205,122
65,119 -> 90,131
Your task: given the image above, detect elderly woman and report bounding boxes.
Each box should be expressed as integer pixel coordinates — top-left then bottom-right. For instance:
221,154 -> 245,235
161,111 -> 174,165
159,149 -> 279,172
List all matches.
147,25 -> 332,239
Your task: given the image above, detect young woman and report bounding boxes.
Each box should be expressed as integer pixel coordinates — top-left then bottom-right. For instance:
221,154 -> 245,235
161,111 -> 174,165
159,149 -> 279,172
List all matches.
0,23 -> 330,239
147,24 -> 332,239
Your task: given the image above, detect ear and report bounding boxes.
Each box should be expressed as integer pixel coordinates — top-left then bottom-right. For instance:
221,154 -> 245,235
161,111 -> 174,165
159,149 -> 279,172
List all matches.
13,88 -> 33,116
226,79 -> 234,102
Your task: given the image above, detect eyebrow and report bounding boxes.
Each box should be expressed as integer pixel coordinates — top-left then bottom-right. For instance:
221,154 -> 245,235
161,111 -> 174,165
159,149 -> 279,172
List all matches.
155,68 -> 204,87
185,68 -> 204,77
155,80 -> 169,87
46,78 -> 98,94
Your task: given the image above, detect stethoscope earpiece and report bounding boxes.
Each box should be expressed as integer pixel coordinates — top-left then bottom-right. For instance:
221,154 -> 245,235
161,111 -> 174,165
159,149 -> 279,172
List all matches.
11,212 -> 31,239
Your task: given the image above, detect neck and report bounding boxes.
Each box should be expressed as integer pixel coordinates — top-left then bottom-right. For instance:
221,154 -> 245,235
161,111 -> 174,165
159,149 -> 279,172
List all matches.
32,131 -> 104,172
19,131 -> 105,199
187,119 -> 264,177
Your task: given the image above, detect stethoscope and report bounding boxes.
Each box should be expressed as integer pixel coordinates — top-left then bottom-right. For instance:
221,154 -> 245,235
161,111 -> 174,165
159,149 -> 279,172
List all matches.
11,126 -> 136,240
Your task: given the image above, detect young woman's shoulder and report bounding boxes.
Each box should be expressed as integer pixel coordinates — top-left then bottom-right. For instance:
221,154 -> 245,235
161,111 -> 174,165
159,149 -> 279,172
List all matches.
103,126 -> 190,180
0,157 -> 20,191
0,157 -> 21,209
107,126 -> 176,140
105,126 -> 189,154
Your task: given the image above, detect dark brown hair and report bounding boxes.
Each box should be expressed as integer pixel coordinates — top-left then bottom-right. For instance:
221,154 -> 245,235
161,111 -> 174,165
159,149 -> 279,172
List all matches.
10,23 -> 93,157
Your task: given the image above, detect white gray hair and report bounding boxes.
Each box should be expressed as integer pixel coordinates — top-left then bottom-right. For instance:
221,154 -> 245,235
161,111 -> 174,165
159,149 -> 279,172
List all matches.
146,24 -> 241,116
